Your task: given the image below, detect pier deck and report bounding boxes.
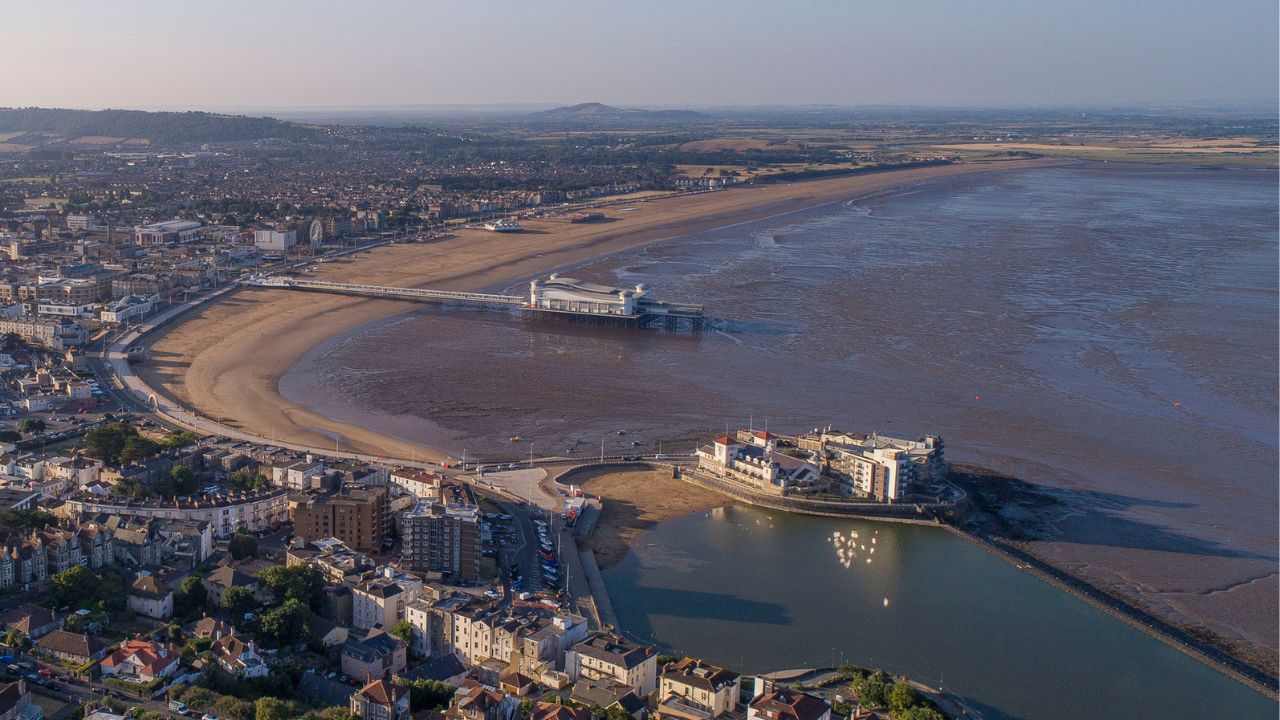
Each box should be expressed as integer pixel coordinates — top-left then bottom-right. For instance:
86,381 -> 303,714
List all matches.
251,275 -> 704,328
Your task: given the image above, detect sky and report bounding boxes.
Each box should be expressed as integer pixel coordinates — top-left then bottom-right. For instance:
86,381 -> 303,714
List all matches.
1,0 -> 1276,111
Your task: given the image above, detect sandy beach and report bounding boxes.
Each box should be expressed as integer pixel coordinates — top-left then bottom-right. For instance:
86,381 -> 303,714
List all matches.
573,467 -> 732,569
139,158 -> 1057,459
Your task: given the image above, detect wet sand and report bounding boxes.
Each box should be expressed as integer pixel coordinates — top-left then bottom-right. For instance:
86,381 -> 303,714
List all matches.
574,467 -> 732,569
139,158 -> 1055,460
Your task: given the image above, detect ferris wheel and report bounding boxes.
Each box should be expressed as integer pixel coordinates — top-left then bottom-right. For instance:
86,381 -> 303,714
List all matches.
309,218 -> 325,245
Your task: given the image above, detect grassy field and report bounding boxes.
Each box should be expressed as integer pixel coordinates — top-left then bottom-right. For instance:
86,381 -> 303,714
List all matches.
24,196 -> 70,207
933,140 -> 1278,166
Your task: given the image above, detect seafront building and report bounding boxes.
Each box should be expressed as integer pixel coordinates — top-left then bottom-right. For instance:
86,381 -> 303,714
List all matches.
696,427 -> 946,502
796,428 -> 946,501
695,432 -> 823,496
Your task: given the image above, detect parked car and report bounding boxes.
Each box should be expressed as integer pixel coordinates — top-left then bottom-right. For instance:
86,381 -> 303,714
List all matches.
169,700 -> 190,715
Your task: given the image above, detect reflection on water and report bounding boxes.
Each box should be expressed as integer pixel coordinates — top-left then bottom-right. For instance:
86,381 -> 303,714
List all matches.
604,506 -> 1276,720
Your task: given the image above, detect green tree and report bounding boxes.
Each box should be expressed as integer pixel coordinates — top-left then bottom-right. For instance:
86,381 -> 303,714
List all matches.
155,466 -> 198,498
230,469 -> 270,491
175,575 -> 209,618
0,508 -> 56,536
257,565 -> 325,612
228,530 -> 258,560
221,585 -> 258,618
164,431 -> 199,449
120,435 -> 162,464
859,677 -> 889,709
888,683 -> 919,713
390,619 -> 414,645
49,565 -> 103,609
255,696 -> 295,720
396,678 -> 456,711
111,475 -> 149,499
84,423 -> 136,464
257,599 -> 310,647
893,707 -> 945,720
212,696 -> 255,720
0,430 -> 21,443
17,418 -> 45,435
2,332 -> 22,352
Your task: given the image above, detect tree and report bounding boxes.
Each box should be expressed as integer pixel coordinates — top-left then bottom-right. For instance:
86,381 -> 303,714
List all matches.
257,565 -> 325,612
255,696 -> 295,720
230,469 -> 270,492
2,332 -> 22,352
228,531 -> 258,560
155,466 -> 198,498
888,683 -> 919,713
396,678 -> 456,711
85,423 -> 136,464
390,619 -> 414,646
212,696 -> 255,720
893,707 -> 945,720
164,431 -> 199,449
175,576 -> 208,618
859,677 -> 889,709
17,418 -> 45,435
0,430 -> 21,443
0,508 -> 56,537
257,599 -> 310,647
120,435 -> 162,464
111,475 -> 149,499
221,586 -> 258,618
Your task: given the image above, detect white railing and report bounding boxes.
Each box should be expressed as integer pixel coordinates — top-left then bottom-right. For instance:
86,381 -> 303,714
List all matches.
255,276 -> 525,305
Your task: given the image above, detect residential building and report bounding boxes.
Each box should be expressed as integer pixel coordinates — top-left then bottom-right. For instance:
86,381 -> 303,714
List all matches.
202,566 -> 260,608
64,488 -> 288,538
529,705 -> 593,720
0,604 -> 59,640
352,579 -> 407,631
127,573 -> 173,620
350,678 -> 411,720
659,658 -> 741,718
747,689 -> 830,720
565,634 -> 658,696
390,468 -> 441,498
797,429 -> 945,502
100,640 -> 179,683
401,483 -> 479,582
35,630 -> 105,665
341,630 -> 407,682
211,633 -> 268,678
291,486 -> 389,552
0,679 -> 40,720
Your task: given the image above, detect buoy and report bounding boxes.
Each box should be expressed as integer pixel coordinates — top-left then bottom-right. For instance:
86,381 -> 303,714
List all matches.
1173,402 -> 1182,408
975,395 -> 981,400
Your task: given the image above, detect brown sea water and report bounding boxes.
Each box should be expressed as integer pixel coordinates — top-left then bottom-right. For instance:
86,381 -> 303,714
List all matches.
281,163 -> 1279,673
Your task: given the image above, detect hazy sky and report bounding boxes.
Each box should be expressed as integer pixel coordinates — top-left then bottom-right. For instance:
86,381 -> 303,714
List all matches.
2,0 -> 1276,110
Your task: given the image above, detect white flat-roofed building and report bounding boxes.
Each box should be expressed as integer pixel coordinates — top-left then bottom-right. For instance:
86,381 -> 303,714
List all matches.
529,274 -> 646,317
135,220 -> 202,246
254,229 -> 297,253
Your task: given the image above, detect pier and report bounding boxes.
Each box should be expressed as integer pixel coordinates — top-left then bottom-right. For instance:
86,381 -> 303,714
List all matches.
251,273 -> 704,329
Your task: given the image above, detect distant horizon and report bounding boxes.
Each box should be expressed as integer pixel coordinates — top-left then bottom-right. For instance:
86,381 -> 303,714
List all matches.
1,1 -> 1274,110
2,98 -> 1276,117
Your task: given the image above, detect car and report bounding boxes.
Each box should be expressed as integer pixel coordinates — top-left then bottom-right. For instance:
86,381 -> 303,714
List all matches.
202,714 -> 221,720
44,682 -> 59,691
37,668 -> 54,678
169,700 -> 190,715
23,673 -> 44,686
